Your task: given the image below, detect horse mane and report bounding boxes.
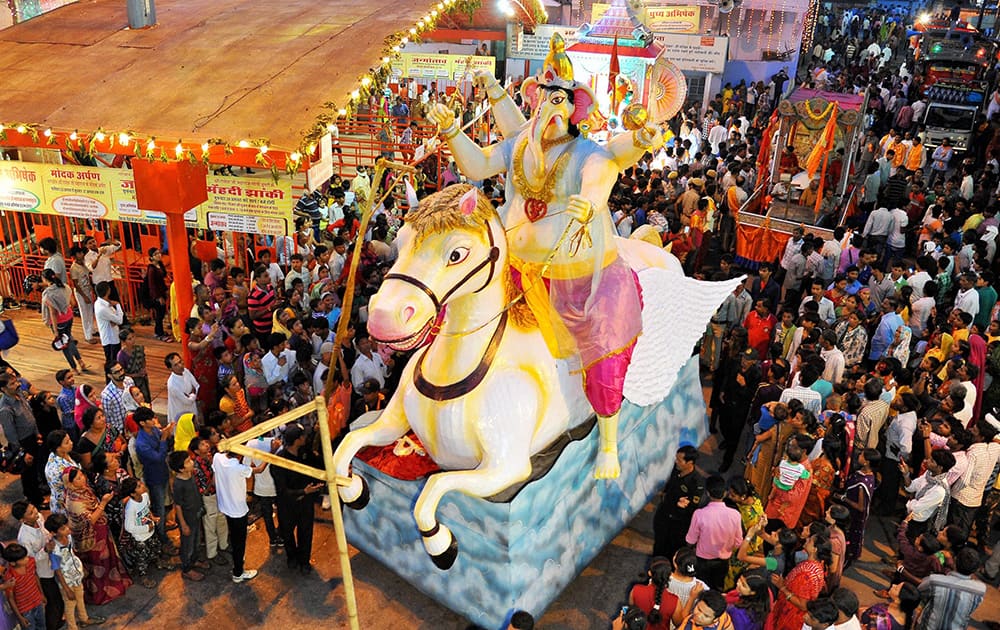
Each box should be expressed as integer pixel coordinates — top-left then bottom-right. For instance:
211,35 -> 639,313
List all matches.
405,184 -> 535,329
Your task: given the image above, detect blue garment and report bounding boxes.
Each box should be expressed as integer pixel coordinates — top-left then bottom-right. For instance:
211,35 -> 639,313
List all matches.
135,428 -> 172,486
869,312 -> 904,360
811,379 -> 834,403
57,385 -> 75,431
844,279 -> 863,296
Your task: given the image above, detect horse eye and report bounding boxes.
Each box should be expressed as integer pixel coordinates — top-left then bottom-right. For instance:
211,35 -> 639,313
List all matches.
447,247 -> 470,265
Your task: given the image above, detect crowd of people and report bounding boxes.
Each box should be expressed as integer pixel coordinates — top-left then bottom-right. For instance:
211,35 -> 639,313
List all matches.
1,3 -> 1000,629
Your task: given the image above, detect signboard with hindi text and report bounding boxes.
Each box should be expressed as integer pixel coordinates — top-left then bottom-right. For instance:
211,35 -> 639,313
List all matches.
201,176 -> 293,236
591,4 -> 701,34
0,162 -> 294,233
654,34 -> 729,73
508,24 -> 580,60
398,53 -> 495,80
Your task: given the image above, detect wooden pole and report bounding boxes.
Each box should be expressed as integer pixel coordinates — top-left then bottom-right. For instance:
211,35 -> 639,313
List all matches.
216,397 -> 361,629
324,157 -> 414,399
316,395 -> 361,630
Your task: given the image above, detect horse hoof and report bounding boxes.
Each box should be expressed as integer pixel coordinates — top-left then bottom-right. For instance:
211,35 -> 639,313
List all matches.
341,475 -> 370,510
431,539 -> 459,570
421,523 -> 458,570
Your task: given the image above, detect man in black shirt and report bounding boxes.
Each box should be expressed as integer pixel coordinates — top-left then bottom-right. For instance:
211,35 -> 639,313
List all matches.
652,445 -> 705,560
271,424 -> 324,574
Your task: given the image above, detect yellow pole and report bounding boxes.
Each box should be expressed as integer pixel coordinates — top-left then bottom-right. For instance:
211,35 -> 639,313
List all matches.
325,157 -> 415,400
315,395 -> 361,630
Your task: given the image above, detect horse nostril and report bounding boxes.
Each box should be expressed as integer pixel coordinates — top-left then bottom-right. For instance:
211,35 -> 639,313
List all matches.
401,306 -> 415,324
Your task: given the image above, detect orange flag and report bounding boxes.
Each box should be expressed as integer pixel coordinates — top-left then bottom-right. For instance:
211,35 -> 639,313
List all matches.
609,35 -> 621,112
806,103 -> 838,179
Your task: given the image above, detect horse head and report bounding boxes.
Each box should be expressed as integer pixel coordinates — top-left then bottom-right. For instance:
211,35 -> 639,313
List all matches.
368,185 -> 508,351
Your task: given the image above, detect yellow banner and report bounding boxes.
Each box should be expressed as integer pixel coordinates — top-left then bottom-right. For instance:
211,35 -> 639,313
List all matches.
592,3 -> 701,34
0,163 -> 119,220
0,162 -> 295,232
202,176 -> 294,236
398,53 -> 496,80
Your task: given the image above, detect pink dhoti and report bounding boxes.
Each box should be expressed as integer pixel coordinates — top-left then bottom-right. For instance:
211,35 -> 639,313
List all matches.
512,255 -> 643,416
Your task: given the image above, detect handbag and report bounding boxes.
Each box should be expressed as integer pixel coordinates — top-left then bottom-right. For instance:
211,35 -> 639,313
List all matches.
0,319 -> 19,351
0,445 -> 25,475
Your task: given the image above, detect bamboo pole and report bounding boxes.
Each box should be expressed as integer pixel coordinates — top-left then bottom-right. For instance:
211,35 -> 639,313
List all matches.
316,395 -> 361,630
324,157 -> 415,400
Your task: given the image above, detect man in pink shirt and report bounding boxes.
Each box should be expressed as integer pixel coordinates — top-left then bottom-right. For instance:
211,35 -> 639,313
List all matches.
685,475 -> 743,590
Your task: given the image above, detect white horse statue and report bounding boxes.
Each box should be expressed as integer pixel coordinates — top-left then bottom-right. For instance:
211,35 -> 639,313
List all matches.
332,185 -> 741,569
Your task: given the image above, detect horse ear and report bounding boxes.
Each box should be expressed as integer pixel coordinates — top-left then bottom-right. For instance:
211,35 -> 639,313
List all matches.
459,187 -> 477,216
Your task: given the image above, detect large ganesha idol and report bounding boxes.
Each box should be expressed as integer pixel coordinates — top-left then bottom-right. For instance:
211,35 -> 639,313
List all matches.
331,34 -> 742,570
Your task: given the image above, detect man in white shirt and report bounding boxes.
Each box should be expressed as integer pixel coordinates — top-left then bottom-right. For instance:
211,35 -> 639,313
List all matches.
93,281 -> 124,374
903,449 -> 956,535
283,254 -> 311,292
212,450 -> 265,583
907,256 -> 933,299
954,273 -> 980,319
819,330 -> 846,385
886,207 -> 908,261
262,333 -> 295,385
84,236 -> 120,285
350,334 -> 389,391
13,500 -> 62,629
165,352 -> 199,422
830,588 -> 863,630
246,434 -> 281,547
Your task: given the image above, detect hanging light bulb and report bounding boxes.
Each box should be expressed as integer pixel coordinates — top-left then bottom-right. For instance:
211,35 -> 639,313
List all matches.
361,76 -> 372,87
289,152 -> 301,162
118,133 -> 130,146
15,125 -> 26,134
351,90 -> 360,100
69,131 -> 78,141
146,138 -> 156,151
201,142 -> 210,153
258,145 -> 269,154
94,131 -> 105,142
43,129 -> 52,137
338,108 -> 348,117
175,142 -> 184,157
238,140 -> 250,148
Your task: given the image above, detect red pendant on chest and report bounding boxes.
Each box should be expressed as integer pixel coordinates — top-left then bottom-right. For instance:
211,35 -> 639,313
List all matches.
525,198 -> 548,222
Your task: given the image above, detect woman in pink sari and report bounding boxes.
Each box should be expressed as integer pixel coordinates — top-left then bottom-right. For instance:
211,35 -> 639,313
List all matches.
766,533 -> 830,630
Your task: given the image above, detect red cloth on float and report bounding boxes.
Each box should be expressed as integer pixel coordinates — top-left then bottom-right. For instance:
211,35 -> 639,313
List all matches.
357,432 -> 440,480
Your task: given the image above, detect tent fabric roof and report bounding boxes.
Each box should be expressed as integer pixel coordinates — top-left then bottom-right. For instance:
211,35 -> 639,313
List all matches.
0,0 -> 431,149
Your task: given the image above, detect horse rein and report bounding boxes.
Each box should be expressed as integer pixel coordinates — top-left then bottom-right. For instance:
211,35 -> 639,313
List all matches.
383,220 -> 500,314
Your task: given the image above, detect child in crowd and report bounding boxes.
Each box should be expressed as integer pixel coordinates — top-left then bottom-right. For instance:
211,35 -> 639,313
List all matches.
120,477 -> 165,589
1,544 -> 46,630
44,514 -> 106,629
169,451 -> 210,582
775,441 -> 812,491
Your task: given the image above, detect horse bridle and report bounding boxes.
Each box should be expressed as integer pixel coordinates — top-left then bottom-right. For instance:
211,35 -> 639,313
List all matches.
382,221 -> 501,314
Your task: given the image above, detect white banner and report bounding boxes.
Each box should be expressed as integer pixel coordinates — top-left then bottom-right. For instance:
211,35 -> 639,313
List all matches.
654,34 -> 729,73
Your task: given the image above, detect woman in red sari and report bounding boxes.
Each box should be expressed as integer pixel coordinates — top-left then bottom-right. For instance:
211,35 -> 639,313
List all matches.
764,434 -> 815,529
766,533 -> 831,630
186,317 -> 219,417
62,468 -> 132,604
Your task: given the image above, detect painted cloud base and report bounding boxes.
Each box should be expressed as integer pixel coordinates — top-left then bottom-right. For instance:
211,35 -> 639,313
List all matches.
342,357 -> 708,627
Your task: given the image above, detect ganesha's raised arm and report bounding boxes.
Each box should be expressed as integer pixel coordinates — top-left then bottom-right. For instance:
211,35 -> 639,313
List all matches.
605,123 -> 664,172
475,70 -> 526,138
428,103 -> 508,181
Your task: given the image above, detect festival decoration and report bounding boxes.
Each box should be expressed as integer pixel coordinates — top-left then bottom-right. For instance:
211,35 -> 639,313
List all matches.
333,33 -> 741,578
646,55 -> 688,123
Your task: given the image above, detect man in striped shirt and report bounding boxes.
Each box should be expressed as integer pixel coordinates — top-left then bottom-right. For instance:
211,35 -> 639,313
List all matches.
916,548 -> 986,630
247,264 -> 276,344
